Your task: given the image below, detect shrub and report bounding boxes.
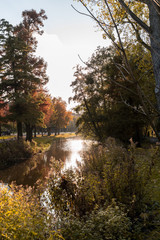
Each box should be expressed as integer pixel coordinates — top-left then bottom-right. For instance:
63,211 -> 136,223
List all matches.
47,138 -> 160,239
0,140 -> 34,169
60,202 -> 131,240
0,183 -> 63,240
48,138 -> 147,218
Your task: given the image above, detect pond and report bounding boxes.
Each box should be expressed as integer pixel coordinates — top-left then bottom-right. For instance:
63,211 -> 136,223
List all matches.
0,138 -> 91,187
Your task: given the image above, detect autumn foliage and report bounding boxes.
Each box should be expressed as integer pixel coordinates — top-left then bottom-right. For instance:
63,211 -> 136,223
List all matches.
0,183 -> 63,240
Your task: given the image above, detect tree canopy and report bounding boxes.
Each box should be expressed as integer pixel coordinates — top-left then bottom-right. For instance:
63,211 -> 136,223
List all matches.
71,44 -> 155,143
72,0 -> 160,139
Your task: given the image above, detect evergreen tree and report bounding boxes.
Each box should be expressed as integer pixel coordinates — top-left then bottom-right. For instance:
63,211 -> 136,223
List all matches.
0,10 -> 48,141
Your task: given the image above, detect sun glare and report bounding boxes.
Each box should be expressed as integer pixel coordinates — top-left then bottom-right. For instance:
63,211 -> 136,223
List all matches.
63,139 -> 84,170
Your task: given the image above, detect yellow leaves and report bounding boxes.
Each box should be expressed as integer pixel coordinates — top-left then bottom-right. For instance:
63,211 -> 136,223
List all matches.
103,33 -> 107,39
48,231 -> 65,240
79,0 -> 149,48
0,184 -> 45,239
0,182 -> 64,239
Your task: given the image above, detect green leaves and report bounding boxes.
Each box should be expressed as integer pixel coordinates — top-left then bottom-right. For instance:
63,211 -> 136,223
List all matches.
61,203 -> 131,240
71,46 -> 150,143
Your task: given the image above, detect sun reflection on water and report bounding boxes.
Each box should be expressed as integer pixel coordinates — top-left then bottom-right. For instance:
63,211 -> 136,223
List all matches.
63,139 -> 85,170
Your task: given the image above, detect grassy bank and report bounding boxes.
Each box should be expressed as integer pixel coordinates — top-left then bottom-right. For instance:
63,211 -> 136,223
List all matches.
0,140 -> 33,169
47,138 -> 160,240
0,135 -> 16,141
0,132 -> 76,141
0,133 -> 76,169
33,132 -> 76,149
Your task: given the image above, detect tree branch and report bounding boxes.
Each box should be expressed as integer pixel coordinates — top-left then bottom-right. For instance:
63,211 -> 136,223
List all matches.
117,0 -> 151,34
128,19 -> 151,51
71,4 -> 94,20
152,0 -> 160,8
77,0 -> 122,52
71,5 -> 115,28
120,93 -> 147,115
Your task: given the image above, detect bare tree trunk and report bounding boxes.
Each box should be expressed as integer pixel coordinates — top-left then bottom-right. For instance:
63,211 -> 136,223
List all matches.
148,2 -> 160,112
34,126 -> 36,138
55,128 -> 57,136
17,121 -> 23,140
34,127 -> 37,137
47,127 -> 51,136
26,124 -> 33,142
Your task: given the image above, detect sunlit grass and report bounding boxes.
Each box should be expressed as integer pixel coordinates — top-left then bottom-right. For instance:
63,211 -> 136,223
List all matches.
55,132 -> 76,138
33,132 -> 76,148
0,135 -> 16,140
0,133 -> 77,150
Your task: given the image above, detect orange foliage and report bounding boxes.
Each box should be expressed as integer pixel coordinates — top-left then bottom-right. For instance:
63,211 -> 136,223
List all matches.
31,91 -> 55,127
0,101 -> 9,120
52,97 -> 73,130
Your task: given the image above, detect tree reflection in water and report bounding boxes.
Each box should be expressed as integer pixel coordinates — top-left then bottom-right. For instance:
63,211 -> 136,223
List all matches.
0,138 -> 91,186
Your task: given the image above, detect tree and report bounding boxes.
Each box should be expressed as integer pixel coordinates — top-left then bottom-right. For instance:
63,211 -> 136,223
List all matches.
42,94 -> 55,136
52,97 -> 73,135
71,46 -> 152,143
0,19 -> 26,138
0,10 -> 48,140
66,113 -> 78,132
74,0 -> 160,138
0,101 -> 9,136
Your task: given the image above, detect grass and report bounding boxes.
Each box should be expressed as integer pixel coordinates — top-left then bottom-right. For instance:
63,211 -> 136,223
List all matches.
0,132 -> 76,150
0,132 -> 76,141
33,132 -> 76,149
0,135 -> 16,140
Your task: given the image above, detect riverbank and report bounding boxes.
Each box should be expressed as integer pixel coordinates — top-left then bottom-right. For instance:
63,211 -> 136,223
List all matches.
33,132 -> 76,149
0,140 -> 33,170
0,137 -> 85,186
0,132 -> 76,170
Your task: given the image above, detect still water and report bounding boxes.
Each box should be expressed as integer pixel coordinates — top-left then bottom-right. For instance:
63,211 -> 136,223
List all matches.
0,138 -> 91,186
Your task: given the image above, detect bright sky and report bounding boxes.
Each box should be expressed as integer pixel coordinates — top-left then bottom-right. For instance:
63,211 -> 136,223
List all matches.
1,0 -> 109,109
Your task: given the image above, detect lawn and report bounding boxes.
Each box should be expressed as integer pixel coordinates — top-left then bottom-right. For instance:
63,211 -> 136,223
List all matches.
33,132 -> 76,144
0,135 -> 16,141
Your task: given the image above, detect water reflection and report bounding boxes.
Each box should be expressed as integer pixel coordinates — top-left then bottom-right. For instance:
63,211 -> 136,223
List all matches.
0,154 -> 48,186
0,138 -> 91,186
63,139 -> 84,169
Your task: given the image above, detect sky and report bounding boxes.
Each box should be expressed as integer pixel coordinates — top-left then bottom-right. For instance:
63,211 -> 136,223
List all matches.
1,0 -> 109,109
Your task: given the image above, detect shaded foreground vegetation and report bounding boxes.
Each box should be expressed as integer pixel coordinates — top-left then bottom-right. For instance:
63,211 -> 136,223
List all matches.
47,138 -> 160,240
1,138 -> 160,239
0,140 -> 33,170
